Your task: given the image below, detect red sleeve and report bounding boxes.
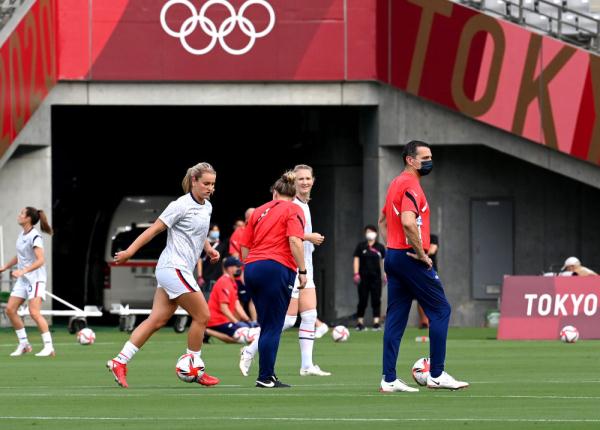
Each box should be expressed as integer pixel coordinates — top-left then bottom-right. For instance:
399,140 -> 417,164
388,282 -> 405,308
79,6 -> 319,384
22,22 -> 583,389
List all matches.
240,219 -> 254,249
399,188 -> 420,215
286,205 -> 305,239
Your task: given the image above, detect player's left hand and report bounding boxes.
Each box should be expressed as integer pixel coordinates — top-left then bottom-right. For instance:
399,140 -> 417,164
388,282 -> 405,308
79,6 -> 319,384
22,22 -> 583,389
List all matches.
297,273 -> 307,289
307,233 -> 325,246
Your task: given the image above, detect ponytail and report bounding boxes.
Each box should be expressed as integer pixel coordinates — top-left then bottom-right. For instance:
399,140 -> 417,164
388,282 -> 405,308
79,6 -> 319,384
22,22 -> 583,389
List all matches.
182,162 -> 216,193
25,207 -> 53,235
38,210 -> 53,235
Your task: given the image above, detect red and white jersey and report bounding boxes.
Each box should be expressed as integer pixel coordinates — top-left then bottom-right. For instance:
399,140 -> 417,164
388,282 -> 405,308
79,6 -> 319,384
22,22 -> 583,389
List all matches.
16,227 -> 46,283
241,200 -> 305,271
293,196 -> 314,279
381,172 -> 430,251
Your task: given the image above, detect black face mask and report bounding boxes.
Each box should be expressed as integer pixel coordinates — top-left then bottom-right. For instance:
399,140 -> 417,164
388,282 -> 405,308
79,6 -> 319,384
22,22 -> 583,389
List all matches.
234,269 -> 242,277
417,160 -> 433,176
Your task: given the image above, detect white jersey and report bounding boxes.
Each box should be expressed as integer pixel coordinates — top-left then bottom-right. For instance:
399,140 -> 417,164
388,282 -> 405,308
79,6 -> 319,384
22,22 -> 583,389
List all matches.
293,196 -> 315,279
16,227 -> 46,283
157,193 -> 212,273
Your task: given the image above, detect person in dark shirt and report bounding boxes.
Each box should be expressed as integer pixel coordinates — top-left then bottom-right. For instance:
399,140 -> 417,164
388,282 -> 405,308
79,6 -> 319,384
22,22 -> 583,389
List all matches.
353,225 -> 386,331
197,224 -> 229,294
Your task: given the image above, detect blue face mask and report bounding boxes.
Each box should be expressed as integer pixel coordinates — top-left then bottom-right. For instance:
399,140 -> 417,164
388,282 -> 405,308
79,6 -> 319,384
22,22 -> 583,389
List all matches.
417,160 -> 433,176
209,231 -> 220,240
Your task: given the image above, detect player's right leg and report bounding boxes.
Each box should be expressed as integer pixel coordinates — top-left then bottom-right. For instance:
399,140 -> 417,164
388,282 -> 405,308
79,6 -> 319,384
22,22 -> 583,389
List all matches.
245,261 -> 294,388
107,287 -> 177,388
380,249 -> 418,392
5,293 -> 32,356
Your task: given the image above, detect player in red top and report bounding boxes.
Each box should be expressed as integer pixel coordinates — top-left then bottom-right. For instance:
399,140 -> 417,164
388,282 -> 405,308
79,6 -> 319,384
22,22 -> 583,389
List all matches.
238,171 -> 307,388
379,140 -> 468,392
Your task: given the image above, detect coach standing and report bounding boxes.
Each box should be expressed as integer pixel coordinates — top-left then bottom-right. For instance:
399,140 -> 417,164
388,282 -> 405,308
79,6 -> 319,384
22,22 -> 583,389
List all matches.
378,140 -> 468,392
240,171 -> 307,388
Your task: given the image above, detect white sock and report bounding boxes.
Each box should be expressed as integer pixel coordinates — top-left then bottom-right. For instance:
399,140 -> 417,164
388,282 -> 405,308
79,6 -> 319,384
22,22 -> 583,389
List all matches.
186,348 -> 201,358
245,337 -> 259,356
41,331 -> 53,347
16,328 -> 29,345
282,314 -> 297,331
299,309 -> 317,369
115,341 -> 139,364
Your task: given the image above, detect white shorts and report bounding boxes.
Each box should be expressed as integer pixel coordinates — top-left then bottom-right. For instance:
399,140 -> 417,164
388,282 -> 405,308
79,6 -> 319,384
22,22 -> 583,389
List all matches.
156,268 -> 201,300
291,276 -> 316,299
10,277 -> 46,301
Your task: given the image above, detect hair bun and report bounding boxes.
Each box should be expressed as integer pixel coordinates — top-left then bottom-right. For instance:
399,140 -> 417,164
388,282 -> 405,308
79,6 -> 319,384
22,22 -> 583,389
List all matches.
282,171 -> 295,184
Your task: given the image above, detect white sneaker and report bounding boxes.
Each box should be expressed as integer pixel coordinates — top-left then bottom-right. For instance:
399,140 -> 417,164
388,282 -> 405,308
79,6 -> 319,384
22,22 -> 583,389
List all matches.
35,346 -> 55,357
427,371 -> 469,390
300,364 -> 331,376
10,343 -> 33,357
315,323 -> 329,339
380,378 -> 419,393
239,346 -> 253,376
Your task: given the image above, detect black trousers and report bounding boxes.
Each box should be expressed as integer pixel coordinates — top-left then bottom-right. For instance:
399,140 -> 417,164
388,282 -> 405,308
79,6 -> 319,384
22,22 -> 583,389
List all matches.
357,277 -> 382,318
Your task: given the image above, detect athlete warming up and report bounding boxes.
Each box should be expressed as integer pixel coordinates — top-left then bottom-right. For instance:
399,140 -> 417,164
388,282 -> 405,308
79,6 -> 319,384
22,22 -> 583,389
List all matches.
106,162 -> 221,388
1,207 -> 55,357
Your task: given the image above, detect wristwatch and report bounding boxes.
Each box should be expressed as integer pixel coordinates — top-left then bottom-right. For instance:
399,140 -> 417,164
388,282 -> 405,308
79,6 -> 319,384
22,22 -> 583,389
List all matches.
298,269 -> 307,275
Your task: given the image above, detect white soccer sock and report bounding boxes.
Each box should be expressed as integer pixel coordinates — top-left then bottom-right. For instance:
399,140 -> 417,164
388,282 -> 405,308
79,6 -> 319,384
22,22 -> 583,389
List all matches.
245,337 -> 259,356
115,341 -> 139,364
299,309 -> 317,369
282,314 -> 297,331
41,331 -> 53,347
186,348 -> 201,358
16,328 -> 29,345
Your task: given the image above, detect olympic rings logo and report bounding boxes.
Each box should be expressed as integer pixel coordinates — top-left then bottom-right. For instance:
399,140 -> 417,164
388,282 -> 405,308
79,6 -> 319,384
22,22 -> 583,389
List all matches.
160,0 -> 276,56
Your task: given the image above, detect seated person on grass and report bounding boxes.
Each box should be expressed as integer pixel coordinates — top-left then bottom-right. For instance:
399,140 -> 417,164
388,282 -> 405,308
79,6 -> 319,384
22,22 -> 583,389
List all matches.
205,257 -> 256,344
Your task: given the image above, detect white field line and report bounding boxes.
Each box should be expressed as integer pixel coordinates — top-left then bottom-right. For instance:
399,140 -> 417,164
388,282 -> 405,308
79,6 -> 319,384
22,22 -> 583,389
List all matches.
0,416 -> 600,423
0,392 -> 599,400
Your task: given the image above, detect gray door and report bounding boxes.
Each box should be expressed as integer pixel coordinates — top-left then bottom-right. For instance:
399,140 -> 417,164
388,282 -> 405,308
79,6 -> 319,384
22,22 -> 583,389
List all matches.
471,199 -> 513,299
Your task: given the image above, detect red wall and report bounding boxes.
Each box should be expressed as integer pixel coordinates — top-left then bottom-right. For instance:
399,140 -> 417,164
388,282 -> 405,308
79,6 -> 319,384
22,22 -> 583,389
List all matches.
0,0 -> 56,159
3,0 -> 599,167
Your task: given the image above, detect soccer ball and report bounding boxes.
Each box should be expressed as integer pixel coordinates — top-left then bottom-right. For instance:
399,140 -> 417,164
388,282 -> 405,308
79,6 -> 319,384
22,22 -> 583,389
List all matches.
560,325 -> 579,343
411,357 -> 430,386
233,326 -> 251,344
332,325 -> 350,342
246,327 -> 260,343
77,328 -> 96,345
175,353 -> 205,383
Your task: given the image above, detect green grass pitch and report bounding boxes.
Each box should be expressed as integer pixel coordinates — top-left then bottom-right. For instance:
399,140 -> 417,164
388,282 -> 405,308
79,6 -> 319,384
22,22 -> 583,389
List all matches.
0,326 -> 598,429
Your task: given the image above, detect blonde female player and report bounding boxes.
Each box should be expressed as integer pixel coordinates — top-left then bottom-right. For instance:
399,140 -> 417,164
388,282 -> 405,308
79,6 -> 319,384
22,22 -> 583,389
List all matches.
106,162 -> 220,388
0,207 -> 54,357
282,164 -> 331,376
